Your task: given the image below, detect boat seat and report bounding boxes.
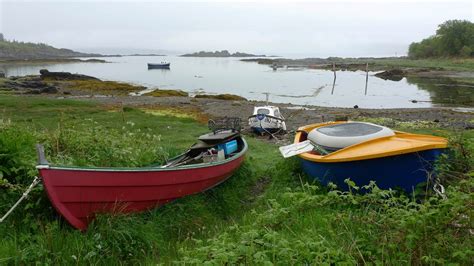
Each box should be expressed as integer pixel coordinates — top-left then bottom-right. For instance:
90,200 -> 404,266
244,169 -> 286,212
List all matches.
189,131 -> 241,154
198,130 -> 240,145
308,122 -> 394,151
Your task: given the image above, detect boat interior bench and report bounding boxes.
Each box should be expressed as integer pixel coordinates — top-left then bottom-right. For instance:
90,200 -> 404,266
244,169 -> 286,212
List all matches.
163,130 -> 244,167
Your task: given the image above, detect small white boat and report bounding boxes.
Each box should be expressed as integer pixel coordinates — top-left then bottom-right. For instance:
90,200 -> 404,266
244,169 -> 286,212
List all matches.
248,105 -> 287,134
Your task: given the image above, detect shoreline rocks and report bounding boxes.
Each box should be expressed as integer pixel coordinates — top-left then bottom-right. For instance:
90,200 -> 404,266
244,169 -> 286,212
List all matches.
374,69 -> 406,81
40,69 -> 99,81
3,77 -> 59,94
194,93 -> 247,101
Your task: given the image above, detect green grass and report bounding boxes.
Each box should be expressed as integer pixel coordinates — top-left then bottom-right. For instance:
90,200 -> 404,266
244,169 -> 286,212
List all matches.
0,95 -> 280,264
0,95 -> 472,264
52,80 -> 145,95
368,58 -> 474,71
176,178 -> 474,265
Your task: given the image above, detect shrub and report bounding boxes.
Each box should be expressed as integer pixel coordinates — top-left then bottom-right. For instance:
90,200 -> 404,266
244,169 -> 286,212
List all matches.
409,20 -> 474,58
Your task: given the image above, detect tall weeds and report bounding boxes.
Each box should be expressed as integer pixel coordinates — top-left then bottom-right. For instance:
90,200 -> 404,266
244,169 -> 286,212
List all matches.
0,97 -> 472,264
176,179 -> 473,265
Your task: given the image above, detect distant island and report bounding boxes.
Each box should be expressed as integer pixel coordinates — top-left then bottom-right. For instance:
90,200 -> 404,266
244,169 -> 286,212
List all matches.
0,33 -> 105,60
126,54 -> 166,57
181,50 -> 266,57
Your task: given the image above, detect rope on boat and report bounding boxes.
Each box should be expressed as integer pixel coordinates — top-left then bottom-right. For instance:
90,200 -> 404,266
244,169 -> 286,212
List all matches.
259,120 -> 282,140
433,177 -> 447,200
0,176 -> 40,223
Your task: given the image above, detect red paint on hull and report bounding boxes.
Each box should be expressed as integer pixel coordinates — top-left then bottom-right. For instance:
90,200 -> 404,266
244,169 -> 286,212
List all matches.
39,155 -> 245,230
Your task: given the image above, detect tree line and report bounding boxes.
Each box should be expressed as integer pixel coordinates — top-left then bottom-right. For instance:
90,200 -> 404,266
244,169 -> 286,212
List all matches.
408,20 -> 474,58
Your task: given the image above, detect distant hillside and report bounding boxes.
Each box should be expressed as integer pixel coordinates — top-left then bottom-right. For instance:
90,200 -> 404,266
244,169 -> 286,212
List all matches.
0,36 -> 102,60
181,50 -> 265,57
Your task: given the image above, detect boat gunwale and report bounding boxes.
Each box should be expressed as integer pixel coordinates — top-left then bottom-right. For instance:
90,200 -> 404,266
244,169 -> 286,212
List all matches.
248,114 -> 285,121
294,122 -> 447,163
37,137 -> 248,172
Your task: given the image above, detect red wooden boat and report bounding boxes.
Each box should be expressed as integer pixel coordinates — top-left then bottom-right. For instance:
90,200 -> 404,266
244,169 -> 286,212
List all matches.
36,128 -> 247,230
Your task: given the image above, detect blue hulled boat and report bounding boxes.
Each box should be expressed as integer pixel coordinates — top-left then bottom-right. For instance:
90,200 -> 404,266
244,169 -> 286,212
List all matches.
147,63 -> 170,69
294,122 -> 448,192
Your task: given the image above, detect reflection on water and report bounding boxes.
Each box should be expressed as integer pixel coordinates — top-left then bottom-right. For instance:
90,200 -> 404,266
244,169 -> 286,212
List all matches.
405,76 -> 474,107
0,55 -> 472,108
275,85 -> 326,98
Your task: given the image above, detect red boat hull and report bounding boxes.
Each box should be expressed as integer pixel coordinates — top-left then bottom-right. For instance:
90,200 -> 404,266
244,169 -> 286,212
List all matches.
39,154 -> 245,230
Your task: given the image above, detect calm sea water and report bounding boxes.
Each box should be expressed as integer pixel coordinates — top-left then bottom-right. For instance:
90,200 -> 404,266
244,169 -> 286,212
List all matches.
1,56 -> 473,108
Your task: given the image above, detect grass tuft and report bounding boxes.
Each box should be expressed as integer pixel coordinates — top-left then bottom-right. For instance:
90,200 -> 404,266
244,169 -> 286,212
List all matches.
60,80 -> 145,95
144,89 -> 188,97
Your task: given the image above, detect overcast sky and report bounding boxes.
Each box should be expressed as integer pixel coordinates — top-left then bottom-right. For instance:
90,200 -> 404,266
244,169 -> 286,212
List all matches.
0,0 -> 472,57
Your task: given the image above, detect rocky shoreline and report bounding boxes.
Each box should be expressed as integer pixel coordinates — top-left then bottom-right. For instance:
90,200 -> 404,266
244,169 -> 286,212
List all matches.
1,70 -> 473,133
242,57 -> 474,81
82,95 -> 474,131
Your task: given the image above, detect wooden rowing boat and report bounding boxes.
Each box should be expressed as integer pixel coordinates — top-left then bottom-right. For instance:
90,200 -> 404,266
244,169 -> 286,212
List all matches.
36,128 -> 247,230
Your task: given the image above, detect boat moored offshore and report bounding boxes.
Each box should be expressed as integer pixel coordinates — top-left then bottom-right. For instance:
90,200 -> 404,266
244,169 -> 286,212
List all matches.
147,62 -> 170,69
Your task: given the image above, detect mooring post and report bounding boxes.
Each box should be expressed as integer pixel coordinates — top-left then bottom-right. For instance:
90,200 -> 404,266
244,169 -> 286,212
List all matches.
262,92 -> 270,105
331,63 -> 337,95
365,62 -> 369,95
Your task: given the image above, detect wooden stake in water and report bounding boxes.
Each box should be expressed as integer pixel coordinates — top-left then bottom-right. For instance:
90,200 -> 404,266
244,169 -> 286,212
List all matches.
331,63 -> 337,95
365,62 -> 369,95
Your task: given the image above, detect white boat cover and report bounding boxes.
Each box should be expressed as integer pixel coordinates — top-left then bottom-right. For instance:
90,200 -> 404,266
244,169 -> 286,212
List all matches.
248,105 -> 287,131
307,122 -> 394,150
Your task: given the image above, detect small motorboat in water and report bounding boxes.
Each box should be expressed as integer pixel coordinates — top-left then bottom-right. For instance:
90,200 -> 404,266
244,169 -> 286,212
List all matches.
36,119 -> 246,230
248,105 -> 287,134
288,121 -> 447,192
147,62 -> 170,69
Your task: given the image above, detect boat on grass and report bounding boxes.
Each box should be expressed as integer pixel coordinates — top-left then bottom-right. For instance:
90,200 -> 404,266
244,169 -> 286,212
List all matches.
147,62 -> 170,69
248,105 -> 287,134
290,121 -> 447,192
36,119 -> 246,230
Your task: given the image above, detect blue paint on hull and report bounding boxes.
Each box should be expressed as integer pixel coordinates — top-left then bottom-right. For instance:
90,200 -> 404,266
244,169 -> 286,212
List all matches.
300,149 -> 446,193
251,127 -> 281,134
